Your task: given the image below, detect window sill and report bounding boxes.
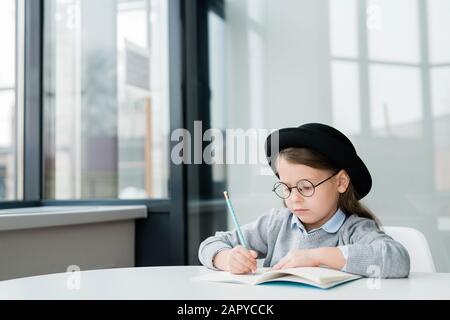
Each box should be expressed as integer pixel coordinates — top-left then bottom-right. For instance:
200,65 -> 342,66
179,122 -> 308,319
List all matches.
0,205 -> 147,231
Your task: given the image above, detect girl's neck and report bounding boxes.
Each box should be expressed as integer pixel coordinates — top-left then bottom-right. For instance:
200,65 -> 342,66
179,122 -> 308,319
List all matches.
303,206 -> 338,231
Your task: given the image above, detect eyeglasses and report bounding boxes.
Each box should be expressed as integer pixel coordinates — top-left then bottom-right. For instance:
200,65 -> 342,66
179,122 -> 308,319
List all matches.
272,171 -> 340,199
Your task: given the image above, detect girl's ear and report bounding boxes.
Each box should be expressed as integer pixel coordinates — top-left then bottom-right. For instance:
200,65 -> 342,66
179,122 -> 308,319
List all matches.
337,170 -> 350,194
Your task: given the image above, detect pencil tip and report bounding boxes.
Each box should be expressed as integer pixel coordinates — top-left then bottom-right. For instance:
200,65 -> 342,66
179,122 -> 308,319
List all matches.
223,191 -> 228,199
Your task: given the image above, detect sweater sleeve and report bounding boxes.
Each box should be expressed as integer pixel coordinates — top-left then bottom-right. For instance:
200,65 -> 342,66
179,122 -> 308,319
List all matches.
341,217 -> 410,278
198,209 -> 276,270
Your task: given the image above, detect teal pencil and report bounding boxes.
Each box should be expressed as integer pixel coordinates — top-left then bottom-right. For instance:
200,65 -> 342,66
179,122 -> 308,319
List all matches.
223,191 -> 249,249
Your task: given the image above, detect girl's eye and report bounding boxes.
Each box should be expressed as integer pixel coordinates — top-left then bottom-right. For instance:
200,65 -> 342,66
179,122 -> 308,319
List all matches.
298,181 -> 314,194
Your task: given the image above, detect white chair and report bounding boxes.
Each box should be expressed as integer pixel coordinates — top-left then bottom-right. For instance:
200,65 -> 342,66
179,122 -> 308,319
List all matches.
382,226 -> 436,272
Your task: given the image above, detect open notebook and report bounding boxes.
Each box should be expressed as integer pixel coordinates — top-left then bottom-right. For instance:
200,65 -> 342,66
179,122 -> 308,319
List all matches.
192,267 -> 362,289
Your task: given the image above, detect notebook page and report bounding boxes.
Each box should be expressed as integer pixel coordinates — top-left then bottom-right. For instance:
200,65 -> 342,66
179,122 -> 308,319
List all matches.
264,267 -> 360,284
192,267 -> 274,285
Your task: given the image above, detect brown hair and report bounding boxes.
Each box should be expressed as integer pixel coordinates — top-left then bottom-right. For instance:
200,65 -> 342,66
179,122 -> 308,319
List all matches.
277,147 -> 380,227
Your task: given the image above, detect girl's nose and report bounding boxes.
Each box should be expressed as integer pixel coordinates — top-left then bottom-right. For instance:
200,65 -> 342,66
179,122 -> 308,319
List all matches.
290,188 -> 304,202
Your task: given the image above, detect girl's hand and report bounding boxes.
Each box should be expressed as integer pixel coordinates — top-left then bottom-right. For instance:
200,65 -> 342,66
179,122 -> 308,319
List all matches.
214,245 -> 258,274
272,248 -> 319,270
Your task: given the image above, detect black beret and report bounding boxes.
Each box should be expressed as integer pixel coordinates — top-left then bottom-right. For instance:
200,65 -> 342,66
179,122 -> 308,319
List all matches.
265,123 -> 372,200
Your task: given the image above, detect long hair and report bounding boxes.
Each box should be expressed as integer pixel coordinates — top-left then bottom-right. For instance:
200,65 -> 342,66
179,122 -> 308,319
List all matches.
277,147 -> 380,227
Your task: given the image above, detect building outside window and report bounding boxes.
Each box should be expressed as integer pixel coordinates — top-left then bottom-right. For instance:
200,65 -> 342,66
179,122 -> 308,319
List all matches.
0,0 -> 23,201
42,0 -> 170,200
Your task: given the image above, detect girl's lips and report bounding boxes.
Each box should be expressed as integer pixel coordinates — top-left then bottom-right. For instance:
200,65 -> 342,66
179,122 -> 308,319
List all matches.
293,209 -> 309,212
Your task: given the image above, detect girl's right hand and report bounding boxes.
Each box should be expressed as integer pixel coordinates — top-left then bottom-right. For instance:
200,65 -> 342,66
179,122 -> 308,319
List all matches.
214,245 -> 258,274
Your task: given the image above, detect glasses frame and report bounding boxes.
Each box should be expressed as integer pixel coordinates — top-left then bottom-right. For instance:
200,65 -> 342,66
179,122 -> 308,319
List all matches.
272,170 -> 340,199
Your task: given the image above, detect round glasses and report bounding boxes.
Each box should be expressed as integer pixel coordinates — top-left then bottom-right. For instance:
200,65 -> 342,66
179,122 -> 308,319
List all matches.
272,171 -> 340,199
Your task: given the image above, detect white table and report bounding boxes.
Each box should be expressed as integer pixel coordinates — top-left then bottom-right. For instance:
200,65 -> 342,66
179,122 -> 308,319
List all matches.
0,266 -> 449,299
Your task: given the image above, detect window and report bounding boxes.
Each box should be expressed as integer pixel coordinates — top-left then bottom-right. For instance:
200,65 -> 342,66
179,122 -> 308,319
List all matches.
212,0 -> 450,272
0,0 -> 23,201
42,0 -> 170,200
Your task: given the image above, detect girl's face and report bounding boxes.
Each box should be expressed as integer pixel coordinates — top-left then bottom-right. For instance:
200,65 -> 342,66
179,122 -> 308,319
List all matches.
276,157 -> 349,231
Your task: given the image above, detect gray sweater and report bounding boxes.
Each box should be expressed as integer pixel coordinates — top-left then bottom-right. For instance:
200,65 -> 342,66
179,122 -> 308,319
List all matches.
198,208 -> 410,278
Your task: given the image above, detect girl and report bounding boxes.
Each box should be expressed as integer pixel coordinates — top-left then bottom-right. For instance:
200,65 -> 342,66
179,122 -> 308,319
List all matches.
198,123 -> 410,278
